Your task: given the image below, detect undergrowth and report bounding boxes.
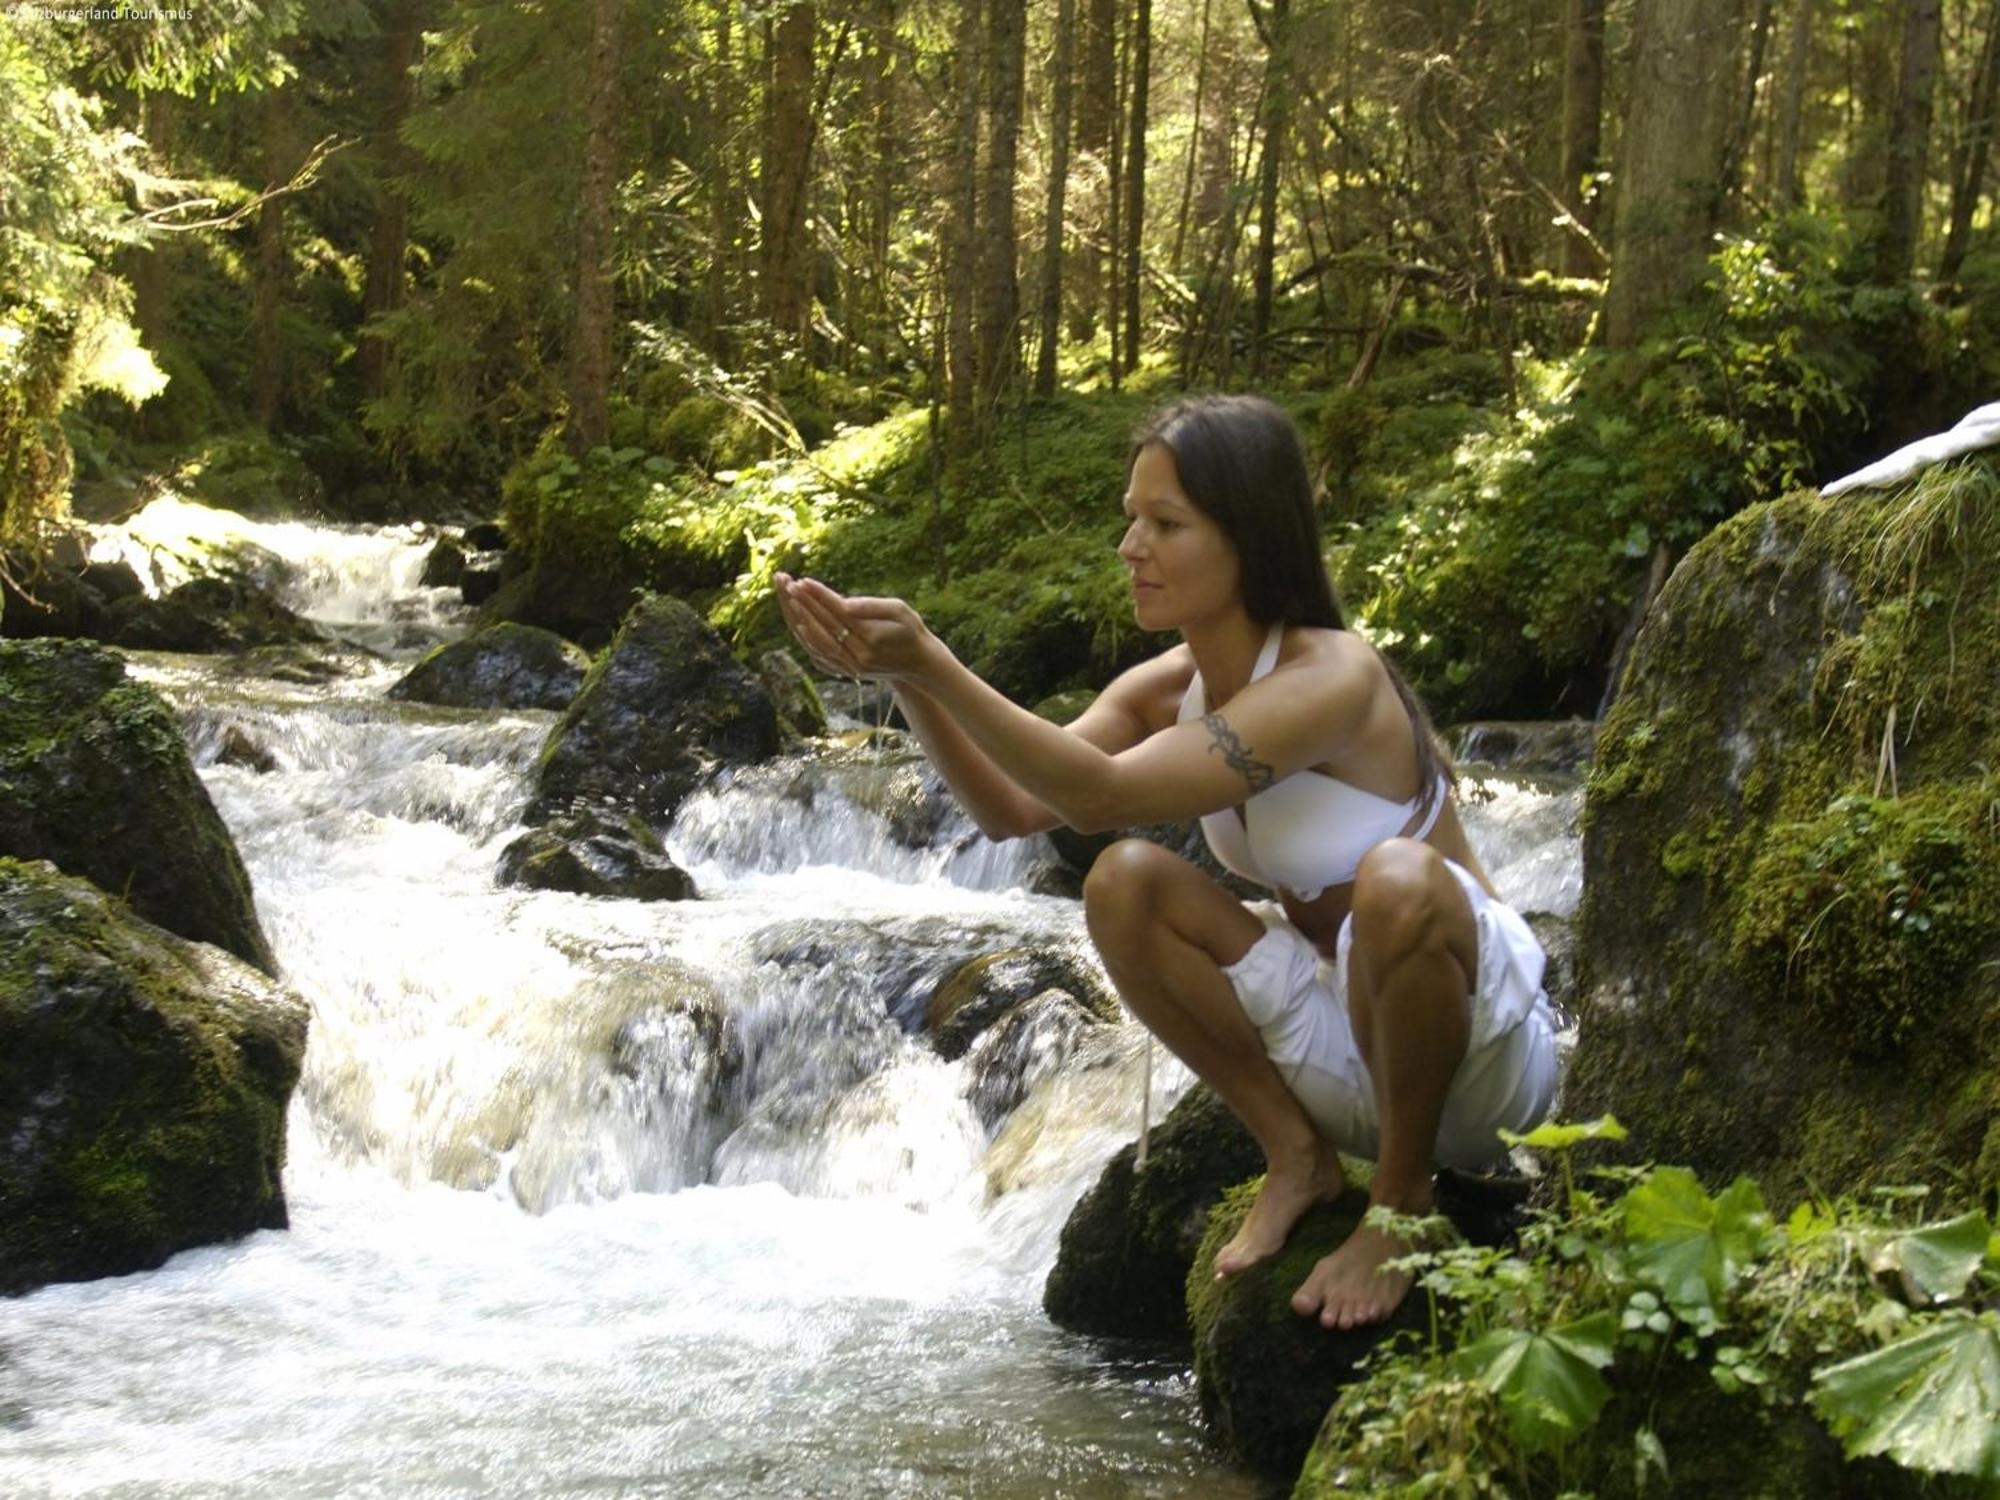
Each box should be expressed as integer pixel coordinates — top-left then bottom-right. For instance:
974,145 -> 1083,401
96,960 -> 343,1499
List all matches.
1299,1119 -> 2000,1498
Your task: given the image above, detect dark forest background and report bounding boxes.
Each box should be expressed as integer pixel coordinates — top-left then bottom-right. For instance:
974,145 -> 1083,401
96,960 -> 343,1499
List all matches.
5,0 -> 1999,717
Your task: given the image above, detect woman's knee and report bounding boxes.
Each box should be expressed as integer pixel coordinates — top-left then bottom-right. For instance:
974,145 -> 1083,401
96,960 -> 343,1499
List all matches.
1348,839 -> 1453,962
1081,838 -> 1184,942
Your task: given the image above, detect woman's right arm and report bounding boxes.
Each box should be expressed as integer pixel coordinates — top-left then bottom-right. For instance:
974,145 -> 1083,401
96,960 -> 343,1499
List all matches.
891,676 -> 1155,841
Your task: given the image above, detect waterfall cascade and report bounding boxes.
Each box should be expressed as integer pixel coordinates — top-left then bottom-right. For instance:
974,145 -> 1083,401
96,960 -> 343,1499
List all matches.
1,500 -> 1582,1497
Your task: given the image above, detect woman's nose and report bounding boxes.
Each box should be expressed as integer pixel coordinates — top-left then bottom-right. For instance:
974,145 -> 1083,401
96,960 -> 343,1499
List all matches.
1117,521 -> 1144,561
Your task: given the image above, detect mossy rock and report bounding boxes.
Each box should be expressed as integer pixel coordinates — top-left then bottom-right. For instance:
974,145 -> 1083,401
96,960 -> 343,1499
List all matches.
387,622 -> 591,712
924,945 -> 1119,1061
0,639 -> 274,972
530,595 -> 780,825
0,859 -> 308,1295
1189,1186 -> 1429,1476
495,804 -> 696,901
105,575 -> 324,655
1568,460 -> 2000,1201
1042,1086 -> 1264,1348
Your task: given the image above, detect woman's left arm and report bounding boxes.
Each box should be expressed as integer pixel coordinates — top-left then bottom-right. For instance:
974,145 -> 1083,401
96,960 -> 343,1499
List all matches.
782,576 -> 1350,833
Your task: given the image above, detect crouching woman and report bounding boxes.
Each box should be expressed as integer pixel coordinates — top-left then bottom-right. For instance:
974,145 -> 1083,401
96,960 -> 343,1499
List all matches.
774,394 -> 1557,1328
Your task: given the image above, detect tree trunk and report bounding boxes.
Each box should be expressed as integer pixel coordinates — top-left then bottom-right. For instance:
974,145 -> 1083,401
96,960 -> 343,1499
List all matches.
1249,0 -> 1290,380
252,87 -> 292,432
1604,0 -> 1747,348
1170,0 -> 1213,276
1939,0 -> 2000,282
1071,0 -> 1116,339
1560,0 -> 1606,277
862,0 -> 898,360
1720,0 -> 1775,205
1774,0 -> 1814,207
762,0 -> 817,340
945,0 -> 982,448
1879,0 -> 1943,283
1119,0 -> 1150,375
358,0 -> 423,402
705,0 -> 738,356
977,0 -> 1025,413
1036,0 -> 1076,396
567,0 -> 622,457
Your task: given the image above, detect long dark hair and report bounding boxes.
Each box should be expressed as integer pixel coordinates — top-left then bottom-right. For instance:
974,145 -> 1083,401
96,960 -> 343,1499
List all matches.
1131,394 -> 1455,809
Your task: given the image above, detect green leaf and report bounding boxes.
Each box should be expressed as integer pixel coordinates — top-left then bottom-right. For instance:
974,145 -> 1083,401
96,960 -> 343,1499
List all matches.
1811,1313 -> 2000,1479
1456,1312 -> 1618,1453
1621,1169 -> 1774,1321
1501,1115 -> 1629,1151
1865,1212 -> 1992,1306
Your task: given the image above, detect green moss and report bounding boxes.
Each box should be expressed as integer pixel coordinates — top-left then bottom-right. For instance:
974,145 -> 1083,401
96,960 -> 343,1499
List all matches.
1568,457 -> 2000,1203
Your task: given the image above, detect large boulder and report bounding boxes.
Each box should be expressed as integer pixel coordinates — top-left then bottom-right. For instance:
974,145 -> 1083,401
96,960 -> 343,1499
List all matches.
0,640 -> 275,972
387,622 -> 591,712
1567,463 -> 2000,1198
105,575 -> 324,654
1042,1086 -> 1264,1346
0,860 -> 308,1294
530,595 -> 780,824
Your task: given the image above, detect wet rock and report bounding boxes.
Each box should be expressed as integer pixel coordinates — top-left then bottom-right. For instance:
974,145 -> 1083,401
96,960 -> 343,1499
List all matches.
215,641 -> 375,684
1449,717 -> 1597,773
960,989 -> 1102,1132
924,945 -> 1119,1059
1567,471 -> 2000,1198
462,520 -> 507,552
420,536 -> 467,589
105,575 -> 324,655
496,805 -> 696,901
530,595 -> 780,825
387,623 -> 591,712
1523,910 -> 1577,1021
758,649 -> 828,739
79,559 -> 145,606
0,859 -> 308,1296
0,639 -> 275,972
815,676 -> 900,729
214,726 -> 278,774
459,552 -> 505,606
1042,1086 -> 1264,1348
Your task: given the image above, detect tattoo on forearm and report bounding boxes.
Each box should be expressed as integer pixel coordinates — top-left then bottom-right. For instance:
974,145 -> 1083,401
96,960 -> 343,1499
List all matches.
1203,712 -> 1275,793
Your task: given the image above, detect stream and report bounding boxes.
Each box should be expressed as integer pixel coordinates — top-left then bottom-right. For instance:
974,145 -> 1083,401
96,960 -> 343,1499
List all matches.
0,501 -> 1582,1497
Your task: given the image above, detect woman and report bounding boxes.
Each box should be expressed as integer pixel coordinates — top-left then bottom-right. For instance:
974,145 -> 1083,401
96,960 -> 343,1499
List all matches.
774,395 -> 1557,1330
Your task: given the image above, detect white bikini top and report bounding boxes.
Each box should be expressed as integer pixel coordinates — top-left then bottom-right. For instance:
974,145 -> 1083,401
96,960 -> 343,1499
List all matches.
1176,623 -> 1447,901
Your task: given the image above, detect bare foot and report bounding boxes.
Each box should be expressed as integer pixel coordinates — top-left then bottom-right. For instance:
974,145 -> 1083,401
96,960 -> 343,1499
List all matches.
1289,1216 -> 1418,1330
1213,1145 -> 1345,1278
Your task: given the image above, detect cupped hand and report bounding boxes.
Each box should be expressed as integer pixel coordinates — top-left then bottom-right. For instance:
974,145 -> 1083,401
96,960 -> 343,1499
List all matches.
773,573 -> 933,682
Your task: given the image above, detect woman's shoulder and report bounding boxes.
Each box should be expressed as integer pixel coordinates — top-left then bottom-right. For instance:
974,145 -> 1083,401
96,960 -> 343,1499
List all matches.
1274,624 -> 1381,681
1095,643 -> 1199,731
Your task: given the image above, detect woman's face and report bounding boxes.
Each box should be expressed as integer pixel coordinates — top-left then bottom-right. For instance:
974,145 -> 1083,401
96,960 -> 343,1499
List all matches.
1118,442 -> 1241,633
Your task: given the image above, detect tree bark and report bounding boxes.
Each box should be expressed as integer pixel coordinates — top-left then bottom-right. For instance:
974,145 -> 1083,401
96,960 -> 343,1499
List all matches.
1604,0 -> 1747,348
1119,0 -> 1150,374
130,92 -> 173,353
862,0 -> 898,360
567,0 -> 623,457
1720,0 -> 1775,205
1939,0 -> 2000,281
762,0 -> 817,340
704,0 -> 738,355
1879,0 -> 1943,283
1774,0 -> 1814,207
1035,0 -> 1076,396
945,0 -> 982,447
1071,0 -> 1116,339
358,0 -> 423,402
977,0 -> 1025,412
1559,0 -> 1606,277
1249,0 -> 1290,380
1169,0 -> 1213,276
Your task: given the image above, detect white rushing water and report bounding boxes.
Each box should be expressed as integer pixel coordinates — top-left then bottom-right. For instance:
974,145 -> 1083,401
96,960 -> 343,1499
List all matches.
0,501 -> 1583,1497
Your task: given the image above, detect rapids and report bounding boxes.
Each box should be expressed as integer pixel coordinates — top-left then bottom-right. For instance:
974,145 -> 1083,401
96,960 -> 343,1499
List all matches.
0,501 -> 1581,1497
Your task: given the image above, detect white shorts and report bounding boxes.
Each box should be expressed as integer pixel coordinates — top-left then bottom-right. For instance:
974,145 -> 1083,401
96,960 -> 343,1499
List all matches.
1221,859 -> 1559,1172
